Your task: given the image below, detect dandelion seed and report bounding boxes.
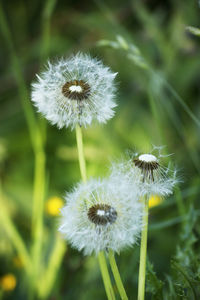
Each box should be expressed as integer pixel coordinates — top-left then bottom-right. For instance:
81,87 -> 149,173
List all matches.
87,204 -> 118,225
31,53 -> 117,129
133,154 -> 159,182
59,177 -> 142,255
110,148 -> 178,197
62,80 -> 91,101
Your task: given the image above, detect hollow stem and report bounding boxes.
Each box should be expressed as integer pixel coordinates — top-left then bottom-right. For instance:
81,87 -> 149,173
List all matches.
75,125 -> 87,183
108,250 -> 128,300
137,195 -> 149,300
98,252 -> 116,300
75,125 -> 115,300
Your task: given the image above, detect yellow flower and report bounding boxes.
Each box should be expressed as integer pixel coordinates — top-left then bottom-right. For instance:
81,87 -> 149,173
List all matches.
148,195 -> 163,208
46,196 -> 64,216
0,274 -> 17,291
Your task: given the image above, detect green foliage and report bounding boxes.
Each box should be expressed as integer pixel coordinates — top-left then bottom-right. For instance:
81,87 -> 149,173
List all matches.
146,207 -> 200,300
170,206 -> 200,300
146,259 -> 164,299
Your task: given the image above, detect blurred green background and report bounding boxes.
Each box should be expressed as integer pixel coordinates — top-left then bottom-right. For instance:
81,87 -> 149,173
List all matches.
0,0 -> 200,299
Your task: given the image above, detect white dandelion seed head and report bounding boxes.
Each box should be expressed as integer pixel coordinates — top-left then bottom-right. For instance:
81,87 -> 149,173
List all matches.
59,177 -> 142,255
110,148 -> 178,197
31,53 -> 117,129
138,154 -> 158,163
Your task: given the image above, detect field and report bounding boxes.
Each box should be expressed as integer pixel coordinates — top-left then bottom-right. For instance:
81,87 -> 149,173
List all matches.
0,1 -> 200,299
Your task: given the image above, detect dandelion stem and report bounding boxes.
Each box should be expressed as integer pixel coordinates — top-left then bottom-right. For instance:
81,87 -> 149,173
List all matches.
138,195 -> 149,300
98,252 -> 116,300
108,250 -> 128,300
75,125 -> 87,182
75,125 -> 115,300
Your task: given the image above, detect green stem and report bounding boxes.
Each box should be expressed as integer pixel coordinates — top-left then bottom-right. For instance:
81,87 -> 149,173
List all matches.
138,195 -> 149,300
0,6 -> 48,299
0,204 -> 32,276
32,0 -> 56,238
38,234 -> 66,299
31,1 -> 58,298
0,5 -> 47,265
108,250 -> 128,300
75,125 -> 115,300
32,0 -> 57,291
32,0 -> 56,248
0,183 -> 32,277
0,4 -> 38,149
98,252 -> 116,300
0,288 -> 4,300
31,149 -> 46,277
40,0 -> 57,63
75,125 -> 87,182
32,139 -> 46,230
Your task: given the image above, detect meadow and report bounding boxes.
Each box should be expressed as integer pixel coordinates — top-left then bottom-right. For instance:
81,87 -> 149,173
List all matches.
0,0 -> 200,299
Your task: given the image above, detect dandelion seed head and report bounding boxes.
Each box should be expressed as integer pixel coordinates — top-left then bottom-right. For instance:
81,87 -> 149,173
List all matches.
31,53 -> 117,129
138,154 -> 158,163
111,148 -> 178,197
59,177 -> 142,255
134,153 -> 160,182
62,80 -> 91,100
88,204 -> 117,225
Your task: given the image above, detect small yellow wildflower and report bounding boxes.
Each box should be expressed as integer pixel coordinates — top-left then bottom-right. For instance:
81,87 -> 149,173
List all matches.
46,196 -> 64,216
0,274 -> 17,291
149,195 -> 163,208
